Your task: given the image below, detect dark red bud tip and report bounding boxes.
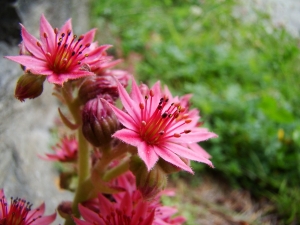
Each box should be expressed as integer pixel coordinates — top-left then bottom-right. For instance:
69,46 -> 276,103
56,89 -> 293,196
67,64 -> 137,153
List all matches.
15,73 -> 46,102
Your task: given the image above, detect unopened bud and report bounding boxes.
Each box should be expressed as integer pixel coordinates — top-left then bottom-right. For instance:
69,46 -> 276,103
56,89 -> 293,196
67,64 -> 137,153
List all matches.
57,201 -> 72,219
78,75 -> 119,105
158,158 -> 190,174
82,97 -> 119,147
130,155 -> 167,200
15,73 -> 46,102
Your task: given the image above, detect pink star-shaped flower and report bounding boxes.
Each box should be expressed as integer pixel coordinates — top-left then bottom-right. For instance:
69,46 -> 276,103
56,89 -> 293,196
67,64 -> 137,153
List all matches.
107,79 -> 217,173
6,15 -> 113,85
0,189 -> 56,225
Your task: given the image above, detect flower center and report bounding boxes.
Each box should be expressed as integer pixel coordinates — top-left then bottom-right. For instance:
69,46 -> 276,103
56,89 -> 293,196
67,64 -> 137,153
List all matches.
139,90 -> 191,145
0,196 -> 41,225
36,28 -> 91,74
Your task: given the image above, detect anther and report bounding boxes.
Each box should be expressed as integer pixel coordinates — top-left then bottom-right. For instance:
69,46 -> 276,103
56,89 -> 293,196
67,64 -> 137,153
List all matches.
43,32 -> 48,38
77,61 -> 81,64
162,112 -> 168,118
159,131 -> 164,135
84,54 -> 89,57
36,42 -> 41,47
184,130 -> 191,134
182,114 -> 189,119
46,52 -> 51,57
139,103 -> 144,110
78,35 -> 84,41
54,28 -> 59,34
149,90 -> 154,97
174,112 -> 179,118
185,119 -> 192,123
67,30 -> 71,36
72,51 -> 75,56
85,43 -> 91,47
141,121 -> 146,126
145,96 -> 149,100
174,133 -> 181,138
73,35 -> 77,39
61,33 -> 65,37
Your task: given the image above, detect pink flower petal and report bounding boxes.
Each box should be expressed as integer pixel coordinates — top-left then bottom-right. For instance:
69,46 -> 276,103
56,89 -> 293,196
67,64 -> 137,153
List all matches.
40,14 -> 55,50
5,55 -> 47,69
59,18 -> 72,36
168,131 -> 217,144
164,142 -> 213,167
130,78 -> 144,103
113,129 -> 142,147
31,212 -> 56,225
46,70 -> 94,85
117,80 -> 141,122
153,145 -> 193,173
21,25 -> 45,59
105,101 -> 138,130
187,142 -> 211,159
73,217 -> 93,225
78,204 -> 102,224
137,141 -> 159,171
81,28 -> 97,46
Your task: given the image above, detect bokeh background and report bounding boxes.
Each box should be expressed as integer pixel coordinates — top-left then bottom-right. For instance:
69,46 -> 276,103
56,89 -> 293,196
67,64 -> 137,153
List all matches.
89,0 -> 300,224
1,0 -> 300,224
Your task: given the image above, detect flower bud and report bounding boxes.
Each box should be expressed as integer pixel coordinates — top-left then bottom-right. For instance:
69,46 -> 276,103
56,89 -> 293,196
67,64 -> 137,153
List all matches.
78,75 -> 119,105
130,155 -> 167,200
158,158 -> 190,174
82,97 -> 119,147
15,73 -> 46,102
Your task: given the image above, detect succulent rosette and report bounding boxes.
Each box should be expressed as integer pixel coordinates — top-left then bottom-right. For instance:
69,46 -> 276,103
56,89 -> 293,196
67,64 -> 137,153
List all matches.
106,78 -> 217,173
5,15 -> 113,85
0,189 -> 56,225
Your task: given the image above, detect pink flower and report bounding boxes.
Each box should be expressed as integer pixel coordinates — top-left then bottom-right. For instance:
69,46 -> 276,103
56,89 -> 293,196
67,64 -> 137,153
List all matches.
77,172 -> 185,225
39,135 -> 77,162
106,79 -> 217,173
0,189 -> 56,225
74,191 -> 155,225
5,15 -> 113,85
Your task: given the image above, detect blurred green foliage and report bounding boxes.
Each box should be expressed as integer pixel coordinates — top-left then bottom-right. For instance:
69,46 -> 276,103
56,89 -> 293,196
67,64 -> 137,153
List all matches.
90,0 -> 300,223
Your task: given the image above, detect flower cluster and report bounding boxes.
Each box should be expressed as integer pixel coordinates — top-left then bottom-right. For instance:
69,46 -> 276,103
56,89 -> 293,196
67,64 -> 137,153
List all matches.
74,172 -> 185,225
4,14 -> 217,225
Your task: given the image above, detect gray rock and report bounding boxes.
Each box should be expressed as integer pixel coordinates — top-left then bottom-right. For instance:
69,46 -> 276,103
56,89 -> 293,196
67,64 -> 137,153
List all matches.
0,0 -> 89,223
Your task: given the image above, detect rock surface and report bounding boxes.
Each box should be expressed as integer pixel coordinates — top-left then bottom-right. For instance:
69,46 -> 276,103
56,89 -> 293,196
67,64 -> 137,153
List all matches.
0,0 -> 89,222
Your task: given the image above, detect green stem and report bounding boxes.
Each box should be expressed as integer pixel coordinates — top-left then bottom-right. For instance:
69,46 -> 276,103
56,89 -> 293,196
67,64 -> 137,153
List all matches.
61,89 -> 90,225
102,158 -> 130,182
